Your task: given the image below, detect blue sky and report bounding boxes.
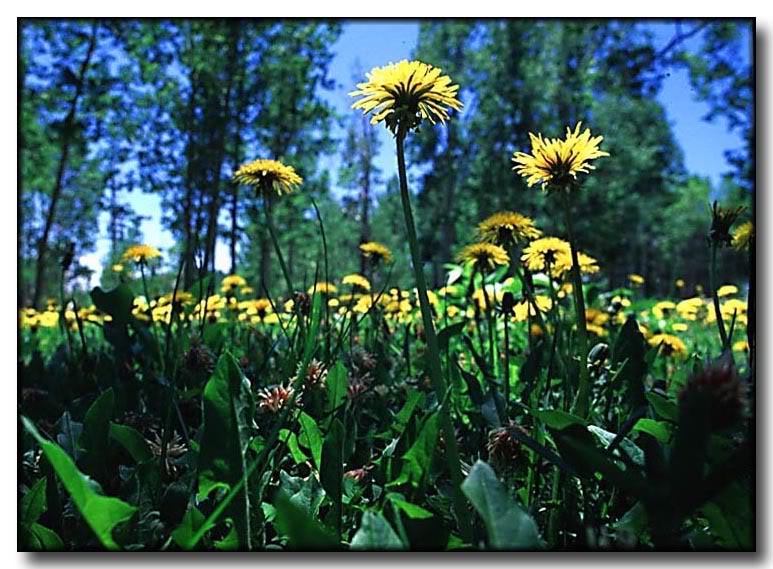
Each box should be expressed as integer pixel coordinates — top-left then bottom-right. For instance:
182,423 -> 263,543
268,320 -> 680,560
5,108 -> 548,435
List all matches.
80,21 -> 750,279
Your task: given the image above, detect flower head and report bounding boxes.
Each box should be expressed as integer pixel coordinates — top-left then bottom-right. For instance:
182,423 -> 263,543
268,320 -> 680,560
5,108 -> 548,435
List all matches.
233,159 -> 302,197
521,237 -> 591,279
122,244 -> 162,264
342,274 -> 371,292
709,201 -> 745,247
221,274 -> 247,293
732,221 -> 754,251
456,243 -> 509,272
628,273 -> 645,286
308,282 -> 337,295
257,384 -> 296,414
360,241 -> 393,264
350,60 -> 463,134
477,211 -> 542,248
512,122 -> 609,191
648,333 -> 688,358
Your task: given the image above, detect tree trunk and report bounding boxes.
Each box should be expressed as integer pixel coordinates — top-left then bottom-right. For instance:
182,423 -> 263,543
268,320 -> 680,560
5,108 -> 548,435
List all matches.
32,21 -> 98,307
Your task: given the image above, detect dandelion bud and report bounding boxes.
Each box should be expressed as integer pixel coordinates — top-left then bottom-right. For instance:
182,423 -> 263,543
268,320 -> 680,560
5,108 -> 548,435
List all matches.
501,292 -> 516,316
292,291 -> 311,317
487,421 -> 529,472
709,201 -> 745,248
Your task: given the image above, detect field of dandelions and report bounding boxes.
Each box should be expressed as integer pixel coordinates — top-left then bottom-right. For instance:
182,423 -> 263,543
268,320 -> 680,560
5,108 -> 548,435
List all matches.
19,60 -> 754,551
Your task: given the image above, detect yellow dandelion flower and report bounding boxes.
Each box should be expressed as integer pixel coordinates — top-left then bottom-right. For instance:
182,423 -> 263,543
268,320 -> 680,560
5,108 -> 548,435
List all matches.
717,284 -> 738,298
552,250 -> 599,279
456,243 -> 509,272
221,274 -> 247,293
733,340 -> 749,353
241,286 -> 254,296
521,237 -> 570,273
677,297 -> 704,321
112,263 -> 124,273
360,241 -> 393,264
233,159 -> 302,196
308,282 -> 338,295
477,211 -> 542,247
513,295 -> 552,322
675,278 -> 685,289
672,323 -> 689,332
732,221 -> 753,251
472,286 -> 503,311
342,274 -> 371,292
512,122 -> 609,191
587,324 -> 607,337
648,333 -> 688,358
122,244 -> 161,264
350,60 -> 463,134
628,273 -> 645,286
652,301 -> 677,320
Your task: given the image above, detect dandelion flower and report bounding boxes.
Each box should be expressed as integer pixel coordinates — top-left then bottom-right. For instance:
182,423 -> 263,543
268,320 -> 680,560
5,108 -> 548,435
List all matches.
732,221 -> 754,251
717,284 -> 738,298
350,60 -> 463,134
709,201 -> 745,247
308,282 -> 338,295
521,237 -> 570,273
552,250 -> 599,278
628,273 -> 645,286
360,241 -> 393,264
477,211 -> 542,248
652,301 -> 677,320
112,263 -> 124,273
513,295 -> 552,322
648,333 -> 688,358
456,243 -> 509,272
342,274 -> 371,292
233,159 -> 302,196
512,122 -> 609,191
675,278 -> 686,289
221,274 -> 247,293
122,244 -> 161,264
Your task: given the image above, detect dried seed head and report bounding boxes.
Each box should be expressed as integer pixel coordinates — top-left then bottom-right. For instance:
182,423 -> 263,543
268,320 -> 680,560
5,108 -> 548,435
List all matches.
258,384 -> 296,414
182,336 -> 215,377
679,362 -> 746,431
487,421 -> 529,470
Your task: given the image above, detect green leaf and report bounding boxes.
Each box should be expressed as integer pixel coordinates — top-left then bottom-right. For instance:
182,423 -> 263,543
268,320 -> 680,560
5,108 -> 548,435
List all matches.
387,493 -> 434,519
646,392 -> 678,422
701,481 -> 753,550
325,362 -> 348,419
280,429 -> 309,465
350,511 -> 405,550
22,416 -> 136,551
531,408 -> 587,430
297,411 -> 323,471
197,353 -> 253,549
320,418 -> 344,533
632,418 -> 672,444
171,505 -> 206,549
393,391 -> 424,436
588,425 -> 645,466
109,423 -> 153,463
273,491 -> 339,550
26,522 -> 64,551
21,477 -> 47,527
388,412 -> 440,489
437,321 -> 466,351
80,389 -> 115,478
461,460 -> 543,550
90,284 -> 135,325
280,471 -> 326,518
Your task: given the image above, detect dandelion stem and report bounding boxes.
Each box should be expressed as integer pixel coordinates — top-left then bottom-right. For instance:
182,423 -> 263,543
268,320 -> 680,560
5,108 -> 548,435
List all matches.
562,193 -> 591,418
395,127 -> 472,542
709,243 -> 729,349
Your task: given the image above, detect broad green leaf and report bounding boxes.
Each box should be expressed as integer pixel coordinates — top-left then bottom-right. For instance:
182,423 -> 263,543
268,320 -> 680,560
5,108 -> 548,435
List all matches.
80,389 -> 115,479
56,411 -> 82,460
393,391 -> 424,436
197,353 -> 253,549
531,408 -> 587,430
632,418 -> 672,444
22,417 -> 136,551
387,493 -> 434,519
461,461 -> 543,550
171,505 -> 206,549
280,471 -> 325,518
297,411 -> 323,471
320,418 -> 344,533
26,523 -> 64,551
388,412 -> 439,489
350,511 -> 405,550
325,362 -> 348,418
646,392 -> 678,422
437,321 -> 466,351
109,423 -> 153,463
91,284 -> 135,325
588,425 -> 645,466
280,429 -> 309,465
274,491 -> 339,550
21,477 -> 47,526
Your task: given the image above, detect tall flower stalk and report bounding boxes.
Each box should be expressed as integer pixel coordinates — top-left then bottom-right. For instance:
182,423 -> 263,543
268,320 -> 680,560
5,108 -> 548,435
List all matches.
513,122 -> 609,418
351,60 -> 471,540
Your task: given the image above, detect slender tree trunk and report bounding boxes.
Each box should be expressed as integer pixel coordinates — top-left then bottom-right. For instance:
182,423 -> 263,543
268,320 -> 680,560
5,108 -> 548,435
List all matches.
32,21 -> 98,307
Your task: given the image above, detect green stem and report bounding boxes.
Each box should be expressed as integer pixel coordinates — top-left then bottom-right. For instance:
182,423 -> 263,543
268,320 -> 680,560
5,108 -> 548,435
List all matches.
562,193 -> 591,418
395,128 -> 472,542
503,310 -> 510,416
481,268 -> 497,376
709,242 -> 729,349
264,198 -> 294,299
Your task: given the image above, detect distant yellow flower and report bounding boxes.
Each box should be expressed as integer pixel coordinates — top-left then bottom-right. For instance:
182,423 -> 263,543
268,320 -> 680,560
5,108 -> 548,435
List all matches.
232,159 -> 302,196
350,60 -> 463,134
456,243 -> 509,272
513,295 -> 552,322
521,237 -> 570,273
672,323 -> 688,332
628,273 -> 645,286
472,286 -> 503,311
675,278 -> 685,289
360,241 -> 393,264
122,244 -> 161,264
512,122 -> 609,191
112,263 -> 124,273
648,333 -> 688,358
733,339 -> 749,353
677,297 -> 705,321
342,274 -> 371,292
477,211 -> 542,247
717,284 -> 738,298
732,221 -> 753,251
221,274 -> 247,293
308,282 -> 338,295
241,286 -> 254,296
552,251 -> 599,278
652,301 -> 677,320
